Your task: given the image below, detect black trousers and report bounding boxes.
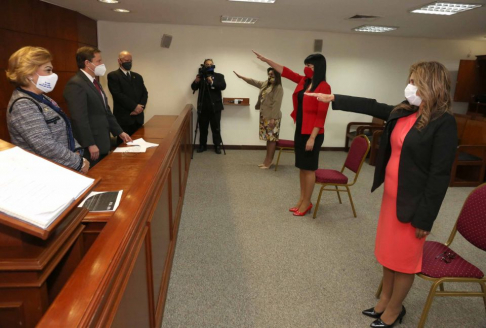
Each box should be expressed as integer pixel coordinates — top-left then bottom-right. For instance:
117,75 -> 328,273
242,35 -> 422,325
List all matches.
198,110 -> 221,146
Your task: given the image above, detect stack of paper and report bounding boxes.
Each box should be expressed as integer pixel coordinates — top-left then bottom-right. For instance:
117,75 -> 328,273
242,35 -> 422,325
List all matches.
0,147 -> 94,229
113,138 -> 159,153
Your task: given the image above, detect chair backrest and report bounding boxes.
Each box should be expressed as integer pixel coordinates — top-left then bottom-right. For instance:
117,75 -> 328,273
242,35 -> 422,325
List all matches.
344,135 -> 370,173
456,183 -> 486,251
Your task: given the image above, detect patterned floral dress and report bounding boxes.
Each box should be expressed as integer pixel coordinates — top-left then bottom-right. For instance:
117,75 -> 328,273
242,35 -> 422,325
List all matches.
259,85 -> 281,141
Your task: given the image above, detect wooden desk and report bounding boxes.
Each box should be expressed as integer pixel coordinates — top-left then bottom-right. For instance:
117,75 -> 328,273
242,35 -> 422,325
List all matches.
0,140 -> 95,328
38,105 -> 193,328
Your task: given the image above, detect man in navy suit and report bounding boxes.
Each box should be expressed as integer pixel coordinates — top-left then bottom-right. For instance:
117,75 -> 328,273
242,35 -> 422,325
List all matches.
108,51 -> 149,139
64,47 -> 132,166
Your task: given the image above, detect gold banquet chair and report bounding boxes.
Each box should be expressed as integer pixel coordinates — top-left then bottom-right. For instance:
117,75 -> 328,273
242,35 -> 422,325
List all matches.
375,183 -> 486,328
274,139 -> 295,171
313,135 -> 370,219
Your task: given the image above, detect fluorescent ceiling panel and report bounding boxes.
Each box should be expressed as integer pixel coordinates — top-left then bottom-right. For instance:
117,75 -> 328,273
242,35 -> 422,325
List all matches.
353,25 -> 398,33
221,16 -> 258,24
411,2 -> 482,15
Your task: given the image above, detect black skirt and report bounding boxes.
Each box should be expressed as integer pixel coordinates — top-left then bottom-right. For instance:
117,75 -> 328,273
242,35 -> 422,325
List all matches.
294,88 -> 324,171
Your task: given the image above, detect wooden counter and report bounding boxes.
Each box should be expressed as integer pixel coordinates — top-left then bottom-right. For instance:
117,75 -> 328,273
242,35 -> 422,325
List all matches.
37,105 -> 193,327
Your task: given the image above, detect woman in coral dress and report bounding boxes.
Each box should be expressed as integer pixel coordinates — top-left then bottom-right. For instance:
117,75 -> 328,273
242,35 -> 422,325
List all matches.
308,61 -> 457,327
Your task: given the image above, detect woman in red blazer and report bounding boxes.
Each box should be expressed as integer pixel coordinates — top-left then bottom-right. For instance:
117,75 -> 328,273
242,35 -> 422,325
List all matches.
253,51 -> 331,216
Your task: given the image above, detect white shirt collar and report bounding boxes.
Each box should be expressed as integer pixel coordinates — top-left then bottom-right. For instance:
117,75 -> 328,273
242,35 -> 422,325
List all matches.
81,69 -> 95,82
120,67 -> 130,75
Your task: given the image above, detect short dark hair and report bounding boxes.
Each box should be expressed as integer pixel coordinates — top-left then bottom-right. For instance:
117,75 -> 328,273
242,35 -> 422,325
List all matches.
304,53 -> 327,92
76,46 -> 101,69
267,67 -> 282,87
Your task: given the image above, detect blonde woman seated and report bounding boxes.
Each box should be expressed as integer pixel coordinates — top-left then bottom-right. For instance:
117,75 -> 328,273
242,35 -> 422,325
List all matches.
6,46 -> 89,173
234,68 -> 283,169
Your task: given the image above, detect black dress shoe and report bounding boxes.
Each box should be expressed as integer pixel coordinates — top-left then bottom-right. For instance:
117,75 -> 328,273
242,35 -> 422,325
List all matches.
370,306 -> 406,328
362,307 -> 383,319
197,145 -> 207,153
214,145 -> 221,154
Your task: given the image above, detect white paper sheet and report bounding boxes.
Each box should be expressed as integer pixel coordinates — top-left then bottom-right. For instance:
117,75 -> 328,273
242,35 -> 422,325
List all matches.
113,138 -> 158,153
0,147 -> 95,229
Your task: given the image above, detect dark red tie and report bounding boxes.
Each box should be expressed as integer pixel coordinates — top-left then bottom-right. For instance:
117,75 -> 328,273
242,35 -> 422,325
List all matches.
93,79 -> 103,97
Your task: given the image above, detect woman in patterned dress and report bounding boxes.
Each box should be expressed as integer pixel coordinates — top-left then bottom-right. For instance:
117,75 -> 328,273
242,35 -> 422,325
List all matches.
234,68 -> 283,168
308,61 -> 457,327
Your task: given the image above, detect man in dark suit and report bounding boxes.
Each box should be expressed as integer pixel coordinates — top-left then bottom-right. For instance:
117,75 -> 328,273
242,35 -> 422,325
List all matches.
191,59 -> 226,154
64,46 -> 132,166
107,51 -> 148,139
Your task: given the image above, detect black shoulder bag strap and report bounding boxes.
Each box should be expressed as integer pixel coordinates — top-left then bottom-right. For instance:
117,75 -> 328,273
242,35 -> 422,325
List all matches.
9,97 -> 43,114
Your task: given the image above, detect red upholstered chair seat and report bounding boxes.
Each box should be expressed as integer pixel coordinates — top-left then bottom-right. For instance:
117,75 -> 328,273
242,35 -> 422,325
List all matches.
315,169 -> 349,184
276,139 -> 295,148
420,241 -> 484,279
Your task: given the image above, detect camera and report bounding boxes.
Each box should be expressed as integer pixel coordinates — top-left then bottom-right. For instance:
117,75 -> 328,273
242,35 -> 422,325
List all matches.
198,64 -> 215,78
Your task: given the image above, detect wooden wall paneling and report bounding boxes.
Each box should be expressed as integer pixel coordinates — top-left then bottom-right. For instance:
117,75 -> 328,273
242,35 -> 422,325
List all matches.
0,285 -> 49,328
76,13 -> 98,46
148,173 -> 172,318
45,231 -> 84,303
109,228 -> 152,328
44,4 -> 78,42
0,302 -> 24,328
170,149 -> 181,232
1,0 -> 47,36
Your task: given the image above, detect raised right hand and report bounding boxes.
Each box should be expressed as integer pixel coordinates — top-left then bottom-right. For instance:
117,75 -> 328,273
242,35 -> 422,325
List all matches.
233,71 -> 242,79
88,145 -> 99,161
252,50 -> 268,63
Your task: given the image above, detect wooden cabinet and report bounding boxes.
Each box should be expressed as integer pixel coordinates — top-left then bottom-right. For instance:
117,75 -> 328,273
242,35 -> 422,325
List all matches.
454,56 -> 486,117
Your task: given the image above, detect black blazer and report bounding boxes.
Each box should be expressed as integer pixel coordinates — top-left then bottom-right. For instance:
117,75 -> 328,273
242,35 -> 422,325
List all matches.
64,71 -> 123,155
191,72 -> 226,113
332,95 -> 458,231
107,69 -> 148,126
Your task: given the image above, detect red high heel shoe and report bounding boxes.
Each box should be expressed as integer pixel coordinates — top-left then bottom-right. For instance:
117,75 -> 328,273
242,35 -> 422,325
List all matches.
293,203 -> 313,216
289,207 -> 299,212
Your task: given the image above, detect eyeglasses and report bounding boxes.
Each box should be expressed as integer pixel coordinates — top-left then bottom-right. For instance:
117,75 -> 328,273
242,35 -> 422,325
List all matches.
435,251 -> 456,264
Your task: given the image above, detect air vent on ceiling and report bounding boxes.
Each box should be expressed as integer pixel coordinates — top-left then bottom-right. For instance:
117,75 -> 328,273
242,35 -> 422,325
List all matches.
348,15 -> 380,21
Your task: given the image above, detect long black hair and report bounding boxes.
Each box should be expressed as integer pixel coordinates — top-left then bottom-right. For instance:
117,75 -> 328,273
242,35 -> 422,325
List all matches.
304,54 -> 327,92
267,67 -> 282,86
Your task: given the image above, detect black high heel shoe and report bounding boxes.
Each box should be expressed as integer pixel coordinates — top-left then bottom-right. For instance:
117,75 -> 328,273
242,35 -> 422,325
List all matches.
370,306 -> 406,328
362,307 -> 383,319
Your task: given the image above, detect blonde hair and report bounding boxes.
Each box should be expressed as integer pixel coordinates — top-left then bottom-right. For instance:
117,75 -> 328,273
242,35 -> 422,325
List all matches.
6,46 -> 52,87
394,61 -> 452,130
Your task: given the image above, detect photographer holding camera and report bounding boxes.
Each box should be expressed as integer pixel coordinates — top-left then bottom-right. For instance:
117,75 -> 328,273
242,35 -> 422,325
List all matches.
191,59 -> 226,154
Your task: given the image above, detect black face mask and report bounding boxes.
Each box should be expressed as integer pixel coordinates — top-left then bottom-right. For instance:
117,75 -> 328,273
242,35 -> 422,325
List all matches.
121,62 -> 132,71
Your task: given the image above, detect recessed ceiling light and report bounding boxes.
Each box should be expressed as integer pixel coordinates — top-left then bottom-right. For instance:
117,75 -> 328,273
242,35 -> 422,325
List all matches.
113,8 -> 130,13
221,16 -> 258,24
228,0 -> 275,3
411,2 -> 482,15
353,25 -> 398,33
98,0 -> 119,3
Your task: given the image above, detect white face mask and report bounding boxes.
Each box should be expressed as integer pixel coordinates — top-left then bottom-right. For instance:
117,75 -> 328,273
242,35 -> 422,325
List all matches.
31,73 -> 58,93
404,83 -> 422,106
89,62 -> 107,77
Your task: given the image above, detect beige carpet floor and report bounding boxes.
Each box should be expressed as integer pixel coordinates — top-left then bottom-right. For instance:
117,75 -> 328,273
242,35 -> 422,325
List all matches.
162,149 -> 486,328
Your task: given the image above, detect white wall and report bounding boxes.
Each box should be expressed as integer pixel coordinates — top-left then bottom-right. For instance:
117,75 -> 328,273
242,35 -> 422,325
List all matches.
98,21 -> 486,147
